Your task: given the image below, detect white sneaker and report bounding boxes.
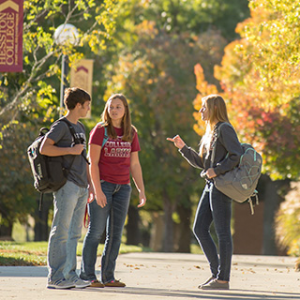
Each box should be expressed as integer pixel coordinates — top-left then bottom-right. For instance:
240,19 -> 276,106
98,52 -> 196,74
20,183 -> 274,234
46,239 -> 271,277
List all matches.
73,278 -> 91,288
200,279 -> 229,290
47,278 -> 75,289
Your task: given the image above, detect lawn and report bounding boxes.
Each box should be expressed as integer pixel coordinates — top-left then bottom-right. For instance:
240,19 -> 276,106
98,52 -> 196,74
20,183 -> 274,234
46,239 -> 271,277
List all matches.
0,241 -> 145,266
0,241 -> 202,266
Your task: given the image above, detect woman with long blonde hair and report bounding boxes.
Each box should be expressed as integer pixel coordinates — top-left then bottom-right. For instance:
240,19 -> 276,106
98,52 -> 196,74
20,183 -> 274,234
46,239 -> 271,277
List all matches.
168,94 -> 242,290
80,94 -> 146,288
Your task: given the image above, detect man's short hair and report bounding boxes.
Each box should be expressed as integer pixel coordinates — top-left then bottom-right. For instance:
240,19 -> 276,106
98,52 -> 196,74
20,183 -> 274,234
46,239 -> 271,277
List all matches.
64,87 -> 91,110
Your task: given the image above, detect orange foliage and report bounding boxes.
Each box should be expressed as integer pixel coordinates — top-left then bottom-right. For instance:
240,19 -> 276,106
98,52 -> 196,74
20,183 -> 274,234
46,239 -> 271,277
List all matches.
193,57 -> 300,179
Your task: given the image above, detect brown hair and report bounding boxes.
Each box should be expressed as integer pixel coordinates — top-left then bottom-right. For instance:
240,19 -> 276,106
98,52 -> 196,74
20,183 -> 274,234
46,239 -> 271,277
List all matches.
199,95 -> 230,158
101,94 -> 135,142
64,87 -> 91,110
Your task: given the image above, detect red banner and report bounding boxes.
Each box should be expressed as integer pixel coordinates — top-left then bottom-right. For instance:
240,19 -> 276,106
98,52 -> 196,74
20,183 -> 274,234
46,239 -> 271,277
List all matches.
0,0 -> 23,72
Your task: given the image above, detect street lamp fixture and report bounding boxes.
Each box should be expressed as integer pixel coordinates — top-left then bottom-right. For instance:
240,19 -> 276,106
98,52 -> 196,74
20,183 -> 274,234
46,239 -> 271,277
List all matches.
54,24 -> 79,116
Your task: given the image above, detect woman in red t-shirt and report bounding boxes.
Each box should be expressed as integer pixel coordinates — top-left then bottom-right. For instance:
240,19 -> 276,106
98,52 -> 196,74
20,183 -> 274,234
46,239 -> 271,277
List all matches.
80,94 -> 146,288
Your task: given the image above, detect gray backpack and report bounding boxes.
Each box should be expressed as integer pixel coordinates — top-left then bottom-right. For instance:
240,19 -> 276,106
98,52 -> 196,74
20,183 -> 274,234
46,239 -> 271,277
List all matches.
211,124 -> 262,214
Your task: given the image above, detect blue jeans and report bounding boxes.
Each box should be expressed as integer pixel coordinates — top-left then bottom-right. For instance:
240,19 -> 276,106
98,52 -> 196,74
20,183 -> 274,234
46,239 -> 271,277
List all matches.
47,180 -> 88,282
193,182 -> 232,281
80,181 -> 131,283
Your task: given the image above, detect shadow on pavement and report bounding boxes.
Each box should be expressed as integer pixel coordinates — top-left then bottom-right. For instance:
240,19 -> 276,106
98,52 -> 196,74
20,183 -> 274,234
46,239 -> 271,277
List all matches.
0,266 -> 48,277
82,286 -> 300,300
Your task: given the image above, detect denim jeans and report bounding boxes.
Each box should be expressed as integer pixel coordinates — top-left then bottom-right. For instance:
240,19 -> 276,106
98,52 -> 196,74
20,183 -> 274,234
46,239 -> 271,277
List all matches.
193,182 -> 232,281
80,181 -> 131,283
47,180 -> 88,282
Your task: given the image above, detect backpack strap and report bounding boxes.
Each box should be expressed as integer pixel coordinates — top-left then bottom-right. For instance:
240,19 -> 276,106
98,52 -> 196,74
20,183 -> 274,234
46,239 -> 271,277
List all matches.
96,122 -> 109,147
102,125 -> 108,147
60,118 -> 90,165
247,198 -> 254,215
247,192 -> 259,215
210,122 -> 228,168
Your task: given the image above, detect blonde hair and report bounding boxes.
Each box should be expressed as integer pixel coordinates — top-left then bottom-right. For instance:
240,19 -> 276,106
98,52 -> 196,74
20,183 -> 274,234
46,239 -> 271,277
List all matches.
101,94 -> 135,142
199,95 -> 230,158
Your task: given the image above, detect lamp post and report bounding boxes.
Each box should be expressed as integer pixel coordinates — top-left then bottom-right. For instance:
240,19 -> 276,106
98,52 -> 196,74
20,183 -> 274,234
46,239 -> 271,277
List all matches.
54,24 -> 79,117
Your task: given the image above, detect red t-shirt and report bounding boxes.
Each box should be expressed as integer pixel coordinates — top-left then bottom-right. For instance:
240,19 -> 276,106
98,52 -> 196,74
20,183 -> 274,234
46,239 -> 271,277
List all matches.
89,126 -> 140,184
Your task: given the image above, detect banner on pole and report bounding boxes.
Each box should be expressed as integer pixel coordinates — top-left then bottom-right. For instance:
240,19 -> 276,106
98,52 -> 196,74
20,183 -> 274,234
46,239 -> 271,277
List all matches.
70,59 -> 94,118
0,0 -> 24,72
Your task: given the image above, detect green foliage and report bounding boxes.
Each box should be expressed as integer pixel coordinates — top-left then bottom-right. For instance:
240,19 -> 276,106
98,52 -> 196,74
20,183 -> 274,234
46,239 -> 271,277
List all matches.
211,0 -> 300,180
225,0 -> 300,108
0,0 -> 121,233
275,182 -> 300,256
0,122 -> 37,227
0,0 -> 121,126
104,22 -> 228,211
191,0 -> 300,257
0,0 -> 251,244
120,0 -> 250,40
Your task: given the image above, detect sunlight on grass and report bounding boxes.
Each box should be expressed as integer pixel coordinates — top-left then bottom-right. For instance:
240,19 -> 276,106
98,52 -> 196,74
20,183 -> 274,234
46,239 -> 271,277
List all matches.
0,241 -> 201,266
190,244 -> 203,254
0,241 -> 145,266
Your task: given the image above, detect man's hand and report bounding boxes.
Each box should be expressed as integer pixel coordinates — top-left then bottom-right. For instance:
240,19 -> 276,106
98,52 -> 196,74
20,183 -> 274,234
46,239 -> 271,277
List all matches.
71,144 -> 84,155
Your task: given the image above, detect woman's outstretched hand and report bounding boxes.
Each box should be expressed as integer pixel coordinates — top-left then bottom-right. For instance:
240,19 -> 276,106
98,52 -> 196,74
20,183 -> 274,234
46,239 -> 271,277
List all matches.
167,135 -> 186,149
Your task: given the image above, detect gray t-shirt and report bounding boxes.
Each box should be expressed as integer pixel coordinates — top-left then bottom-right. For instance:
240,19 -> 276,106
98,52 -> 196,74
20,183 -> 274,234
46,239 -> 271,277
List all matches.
46,117 -> 88,188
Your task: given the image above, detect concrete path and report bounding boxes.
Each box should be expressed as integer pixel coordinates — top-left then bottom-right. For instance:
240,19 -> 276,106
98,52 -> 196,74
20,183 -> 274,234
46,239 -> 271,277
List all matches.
0,253 -> 299,300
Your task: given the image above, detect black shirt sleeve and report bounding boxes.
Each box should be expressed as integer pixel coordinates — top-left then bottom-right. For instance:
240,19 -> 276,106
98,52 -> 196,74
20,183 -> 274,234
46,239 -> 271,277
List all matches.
179,145 -> 204,169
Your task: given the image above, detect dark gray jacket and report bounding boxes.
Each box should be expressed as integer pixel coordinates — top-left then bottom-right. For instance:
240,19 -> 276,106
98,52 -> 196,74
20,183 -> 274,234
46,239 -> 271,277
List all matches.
179,122 -> 243,177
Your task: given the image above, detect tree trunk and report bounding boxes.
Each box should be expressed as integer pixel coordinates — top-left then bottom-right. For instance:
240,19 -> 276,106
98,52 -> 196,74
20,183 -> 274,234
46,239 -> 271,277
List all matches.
0,207 -> 14,240
126,204 -> 140,245
34,194 -> 52,241
149,212 -> 164,251
0,223 -> 13,240
175,202 -> 192,253
163,194 -> 175,252
260,175 -> 290,255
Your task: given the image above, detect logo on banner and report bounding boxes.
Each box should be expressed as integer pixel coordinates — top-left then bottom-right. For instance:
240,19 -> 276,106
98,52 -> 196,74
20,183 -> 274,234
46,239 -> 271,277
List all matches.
70,59 -> 94,118
0,0 -> 24,72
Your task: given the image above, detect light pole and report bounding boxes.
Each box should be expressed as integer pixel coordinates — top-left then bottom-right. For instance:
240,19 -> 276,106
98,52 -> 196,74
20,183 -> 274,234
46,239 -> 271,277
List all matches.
54,24 -> 79,117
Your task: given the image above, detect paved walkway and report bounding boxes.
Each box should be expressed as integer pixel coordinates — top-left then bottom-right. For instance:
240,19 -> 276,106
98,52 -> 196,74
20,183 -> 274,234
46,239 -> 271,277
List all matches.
0,253 -> 299,300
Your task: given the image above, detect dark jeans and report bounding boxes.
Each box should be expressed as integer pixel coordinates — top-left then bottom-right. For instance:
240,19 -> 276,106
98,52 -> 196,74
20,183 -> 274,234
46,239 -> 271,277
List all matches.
80,181 -> 131,283
193,182 -> 232,281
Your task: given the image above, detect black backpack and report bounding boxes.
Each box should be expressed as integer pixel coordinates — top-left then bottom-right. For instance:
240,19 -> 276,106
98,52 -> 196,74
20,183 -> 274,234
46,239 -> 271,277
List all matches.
27,118 -> 87,208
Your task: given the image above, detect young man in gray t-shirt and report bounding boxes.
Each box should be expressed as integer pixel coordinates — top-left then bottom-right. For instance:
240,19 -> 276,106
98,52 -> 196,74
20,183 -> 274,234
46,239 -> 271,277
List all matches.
40,87 -> 91,289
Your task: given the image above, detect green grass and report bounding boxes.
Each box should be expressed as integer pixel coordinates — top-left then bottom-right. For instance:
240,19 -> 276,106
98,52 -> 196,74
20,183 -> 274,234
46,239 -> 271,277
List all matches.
0,241 -> 203,266
190,244 -> 203,254
0,241 -> 145,266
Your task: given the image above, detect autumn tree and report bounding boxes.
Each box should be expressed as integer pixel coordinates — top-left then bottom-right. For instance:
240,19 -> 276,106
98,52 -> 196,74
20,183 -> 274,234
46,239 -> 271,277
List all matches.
213,0 -> 300,178
275,181 -> 300,262
104,20 -> 227,251
0,0 -> 121,239
98,0 -> 250,251
193,0 -> 300,254
119,0 -> 249,40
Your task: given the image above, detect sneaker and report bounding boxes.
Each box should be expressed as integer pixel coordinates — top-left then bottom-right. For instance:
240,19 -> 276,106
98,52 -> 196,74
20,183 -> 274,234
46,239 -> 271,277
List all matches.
104,279 -> 126,287
198,276 -> 216,289
47,278 -> 75,289
73,278 -> 91,288
200,279 -> 229,290
89,279 -> 105,288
